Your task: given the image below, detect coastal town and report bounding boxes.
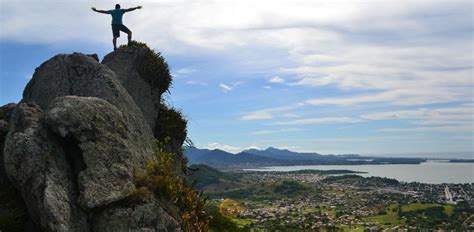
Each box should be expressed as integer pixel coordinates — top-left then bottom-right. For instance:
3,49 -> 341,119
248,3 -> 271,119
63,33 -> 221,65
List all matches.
245,170 -> 472,205
195,168 -> 474,231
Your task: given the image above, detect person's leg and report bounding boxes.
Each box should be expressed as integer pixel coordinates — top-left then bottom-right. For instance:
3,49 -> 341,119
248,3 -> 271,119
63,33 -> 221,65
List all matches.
113,37 -> 118,50
112,24 -> 120,51
119,24 -> 132,45
127,31 -> 132,45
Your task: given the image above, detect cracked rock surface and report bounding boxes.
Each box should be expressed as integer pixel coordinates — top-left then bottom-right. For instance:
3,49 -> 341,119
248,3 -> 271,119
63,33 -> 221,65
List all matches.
102,46 -> 162,136
2,51 -> 181,231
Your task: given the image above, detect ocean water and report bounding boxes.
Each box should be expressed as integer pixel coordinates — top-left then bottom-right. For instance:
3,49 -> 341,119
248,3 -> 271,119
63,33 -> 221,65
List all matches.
245,161 -> 474,184
364,152 -> 473,159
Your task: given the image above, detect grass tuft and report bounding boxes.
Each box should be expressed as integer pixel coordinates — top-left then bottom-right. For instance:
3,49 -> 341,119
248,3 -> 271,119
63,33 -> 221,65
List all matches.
120,41 -> 172,94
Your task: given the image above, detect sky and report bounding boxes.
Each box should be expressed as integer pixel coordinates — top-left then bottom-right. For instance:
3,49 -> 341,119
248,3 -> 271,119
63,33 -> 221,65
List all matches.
0,0 -> 473,157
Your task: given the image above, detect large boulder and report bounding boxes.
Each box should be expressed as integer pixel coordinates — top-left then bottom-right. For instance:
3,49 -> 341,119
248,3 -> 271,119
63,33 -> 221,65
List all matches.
4,102 -> 89,231
3,52 -> 181,231
102,45 -> 171,136
22,52 -> 153,146
45,96 -> 147,209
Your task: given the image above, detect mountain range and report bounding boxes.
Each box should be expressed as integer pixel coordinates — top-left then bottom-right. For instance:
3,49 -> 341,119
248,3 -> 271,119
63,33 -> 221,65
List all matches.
184,147 -> 427,168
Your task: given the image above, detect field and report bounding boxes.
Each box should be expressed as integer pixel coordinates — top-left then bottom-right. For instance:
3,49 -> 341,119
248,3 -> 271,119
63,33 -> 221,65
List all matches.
365,203 -> 456,228
365,205 -> 404,226
401,203 -> 454,216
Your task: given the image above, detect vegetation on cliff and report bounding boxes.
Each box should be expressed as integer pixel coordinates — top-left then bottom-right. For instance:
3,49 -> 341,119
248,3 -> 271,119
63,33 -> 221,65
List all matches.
155,103 -> 188,149
120,41 -> 172,94
133,139 -> 209,232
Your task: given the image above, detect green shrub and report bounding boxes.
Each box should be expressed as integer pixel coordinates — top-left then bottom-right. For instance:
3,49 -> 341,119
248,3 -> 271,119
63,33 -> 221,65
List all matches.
154,103 -> 187,145
134,139 -> 209,232
120,41 -> 172,94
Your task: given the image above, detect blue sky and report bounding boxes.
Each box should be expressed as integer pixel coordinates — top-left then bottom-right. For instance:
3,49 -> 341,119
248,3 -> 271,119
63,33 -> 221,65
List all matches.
0,0 -> 473,156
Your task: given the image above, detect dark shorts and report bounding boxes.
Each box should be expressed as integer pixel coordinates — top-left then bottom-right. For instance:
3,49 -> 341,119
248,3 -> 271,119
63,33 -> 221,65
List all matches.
112,24 -> 131,38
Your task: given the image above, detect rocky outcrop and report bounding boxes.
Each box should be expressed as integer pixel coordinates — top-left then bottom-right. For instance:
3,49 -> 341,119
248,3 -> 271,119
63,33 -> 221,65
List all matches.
102,46 -> 170,136
2,46 -> 185,231
22,52 -> 154,146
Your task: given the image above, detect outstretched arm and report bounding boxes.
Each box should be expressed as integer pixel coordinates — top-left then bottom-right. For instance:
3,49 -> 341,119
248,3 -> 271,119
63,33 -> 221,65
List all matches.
91,7 -> 110,14
125,6 -> 142,12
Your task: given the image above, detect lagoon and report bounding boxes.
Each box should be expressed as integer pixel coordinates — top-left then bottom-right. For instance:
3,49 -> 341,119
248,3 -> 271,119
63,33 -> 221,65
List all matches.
245,161 -> 474,184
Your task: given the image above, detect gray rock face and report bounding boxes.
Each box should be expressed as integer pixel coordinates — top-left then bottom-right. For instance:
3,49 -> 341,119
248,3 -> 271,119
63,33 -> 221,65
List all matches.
0,102 -> 16,185
23,52 -> 153,144
4,102 -> 89,231
92,197 -> 181,232
45,96 -> 145,209
3,52 -> 182,231
102,47 -> 162,134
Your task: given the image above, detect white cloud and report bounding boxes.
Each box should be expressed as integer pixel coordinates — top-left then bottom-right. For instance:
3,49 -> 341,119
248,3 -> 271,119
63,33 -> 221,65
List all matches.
241,111 -> 273,120
259,135 -> 471,144
274,146 -> 300,150
204,142 -> 241,154
281,128 -> 304,132
289,42 -> 473,106
2,2 -> 472,98
185,80 -> 208,86
251,127 -> 303,135
263,86 -> 272,89
274,117 -> 360,125
282,113 -> 299,118
0,0 -> 353,51
219,82 -> 243,93
172,68 -> 196,77
176,68 -> 196,74
240,103 -> 304,121
269,76 -> 285,83
361,105 -> 474,125
244,145 -> 261,150
306,87 -> 471,106
252,130 -> 274,135
380,125 -> 474,132
219,83 -> 233,92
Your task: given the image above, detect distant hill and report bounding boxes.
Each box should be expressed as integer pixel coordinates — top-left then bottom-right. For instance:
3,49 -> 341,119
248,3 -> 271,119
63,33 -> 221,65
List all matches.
186,164 -> 238,189
184,146 -> 212,163
243,147 -> 323,160
184,146 -> 427,169
185,148 -> 282,168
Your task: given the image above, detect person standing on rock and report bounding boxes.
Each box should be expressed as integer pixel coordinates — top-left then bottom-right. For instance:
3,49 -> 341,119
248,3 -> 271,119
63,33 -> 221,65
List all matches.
91,4 -> 142,51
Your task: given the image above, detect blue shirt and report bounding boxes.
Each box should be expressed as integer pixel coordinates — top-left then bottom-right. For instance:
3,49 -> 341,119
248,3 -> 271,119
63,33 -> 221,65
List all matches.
108,9 -> 126,25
